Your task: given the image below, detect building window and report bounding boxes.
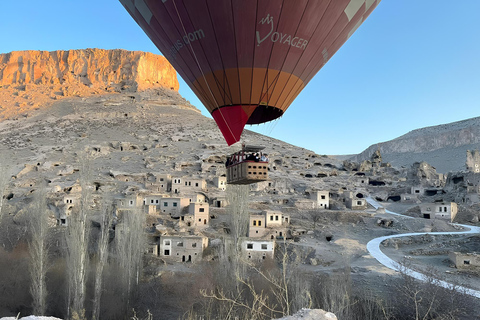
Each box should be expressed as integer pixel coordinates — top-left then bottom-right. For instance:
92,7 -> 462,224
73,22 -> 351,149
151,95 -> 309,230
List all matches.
185,182 -> 188,186
164,240 -> 170,245
357,201 -> 362,205
192,243 -> 197,248
270,216 -> 273,221
464,260 -> 471,265
173,202 -> 178,207
261,244 -> 267,250
199,208 -> 205,212
258,221 -> 262,226
247,243 -> 253,249
195,183 -> 199,187
177,242 -> 183,247
164,250 -> 170,256
321,195 -> 325,199
150,200 -> 154,204
129,200 -> 134,206
164,202 -> 168,207
253,221 -> 257,226
275,215 -> 279,221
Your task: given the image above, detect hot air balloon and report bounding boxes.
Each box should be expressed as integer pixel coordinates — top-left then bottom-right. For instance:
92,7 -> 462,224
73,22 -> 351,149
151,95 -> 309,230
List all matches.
120,0 -> 380,146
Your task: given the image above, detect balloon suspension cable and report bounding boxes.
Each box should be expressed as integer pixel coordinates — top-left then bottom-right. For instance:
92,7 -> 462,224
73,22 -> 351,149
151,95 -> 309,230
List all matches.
171,0 -> 236,143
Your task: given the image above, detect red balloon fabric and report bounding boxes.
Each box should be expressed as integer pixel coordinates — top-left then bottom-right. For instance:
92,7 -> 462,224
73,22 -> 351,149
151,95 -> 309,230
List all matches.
120,0 -> 381,145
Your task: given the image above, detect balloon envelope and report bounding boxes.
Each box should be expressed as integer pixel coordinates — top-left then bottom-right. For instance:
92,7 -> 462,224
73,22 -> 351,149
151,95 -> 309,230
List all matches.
120,0 -> 381,145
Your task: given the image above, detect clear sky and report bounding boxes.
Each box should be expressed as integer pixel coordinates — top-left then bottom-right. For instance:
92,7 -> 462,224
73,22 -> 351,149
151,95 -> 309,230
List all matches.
1,1 -> 479,155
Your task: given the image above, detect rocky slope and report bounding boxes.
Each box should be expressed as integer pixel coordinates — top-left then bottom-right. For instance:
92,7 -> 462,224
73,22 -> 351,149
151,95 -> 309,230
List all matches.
0,49 -> 178,120
352,117 -> 480,173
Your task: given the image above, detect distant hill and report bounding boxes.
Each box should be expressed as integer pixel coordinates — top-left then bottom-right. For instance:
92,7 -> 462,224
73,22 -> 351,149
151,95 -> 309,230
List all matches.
352,117 -> 480,173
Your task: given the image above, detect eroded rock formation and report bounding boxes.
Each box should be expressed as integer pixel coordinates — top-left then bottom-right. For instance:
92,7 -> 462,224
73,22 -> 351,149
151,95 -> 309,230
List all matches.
0,49 -> 178,119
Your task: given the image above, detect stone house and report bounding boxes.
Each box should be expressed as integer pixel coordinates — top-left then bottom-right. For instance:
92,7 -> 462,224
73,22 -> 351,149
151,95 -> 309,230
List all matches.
211,196 -> 228,208
411,186 -> 425,195
354,176 -> 369,186
146,234 -> 160,256
187,193 -> 208,204
344,191 -> 367,210
249,213 -> 267,238
420,202 -> 458,222
146,173 -> 171,193
188,202 -> 210,227
400,193 -> 419,203
309,190 -> 329,209
115,194 -> 143,212
183,178 -> 207,193
242,240 -> 275,262
449,252 -> 480,268
172,177 -> 206,194
159,235 -> 208,263
265,211 -> 290,227
248,210 -> 290,239
57,194 -> 81,226
159,197 -> 190,216
213,176 -> 227,191
143,194 -> 169,214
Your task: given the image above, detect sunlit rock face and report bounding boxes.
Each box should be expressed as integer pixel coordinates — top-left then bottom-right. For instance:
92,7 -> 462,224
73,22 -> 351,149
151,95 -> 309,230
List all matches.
0,49 -> 178,119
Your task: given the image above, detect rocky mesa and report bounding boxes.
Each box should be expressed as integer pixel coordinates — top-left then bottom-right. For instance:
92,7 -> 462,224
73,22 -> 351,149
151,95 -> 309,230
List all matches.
0,49 -> 178,119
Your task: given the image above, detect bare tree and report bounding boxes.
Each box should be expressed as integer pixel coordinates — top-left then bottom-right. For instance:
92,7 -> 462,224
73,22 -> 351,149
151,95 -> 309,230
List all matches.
306,210 -> 322,230
27,184 -> 50,315
66,153 -> 92,318
115,207 -> 146,314
225,184 -> 250,279
389,259 -> 472,320
92,194 -> 114,320
0,152 -> 11,220
189,242 -> 313,320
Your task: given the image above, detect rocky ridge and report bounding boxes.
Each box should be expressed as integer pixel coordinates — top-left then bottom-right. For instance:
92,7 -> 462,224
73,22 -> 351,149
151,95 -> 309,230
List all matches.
353,117 -> 480,173
0,49 -> 178,120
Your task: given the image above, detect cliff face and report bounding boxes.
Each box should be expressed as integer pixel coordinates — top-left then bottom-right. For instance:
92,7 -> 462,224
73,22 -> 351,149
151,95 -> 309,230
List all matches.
353,117 -> 480,173
0,49 -> 179,119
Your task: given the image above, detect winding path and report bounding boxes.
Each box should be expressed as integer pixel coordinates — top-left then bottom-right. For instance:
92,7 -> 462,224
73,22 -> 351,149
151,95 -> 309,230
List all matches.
365,197 -> 480,298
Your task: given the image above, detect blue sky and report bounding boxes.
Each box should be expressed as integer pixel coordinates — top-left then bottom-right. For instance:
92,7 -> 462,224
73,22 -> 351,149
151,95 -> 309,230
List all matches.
1,1 -> 479,155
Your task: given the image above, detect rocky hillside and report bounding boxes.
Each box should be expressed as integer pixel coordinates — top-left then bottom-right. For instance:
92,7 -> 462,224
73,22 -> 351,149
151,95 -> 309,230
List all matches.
0,49 -> 178,120
352,117 -> 480,173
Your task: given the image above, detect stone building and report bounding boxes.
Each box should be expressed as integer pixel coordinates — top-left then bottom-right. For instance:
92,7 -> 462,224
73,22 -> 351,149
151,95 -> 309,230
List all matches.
172,177 -> 206,194
242,239 -> 275,262
449,252 -> 480,268
213,176 -> 227,191
420,202 -> 458,222
248,210 -> 290,239
309,190 -> 330,209
343,191 -> 367,210
159,197 -> 190,216
115,194 -> 143,211
159,235 -> 208,263
188,202 -> 210,227
146,173 -> 171,193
